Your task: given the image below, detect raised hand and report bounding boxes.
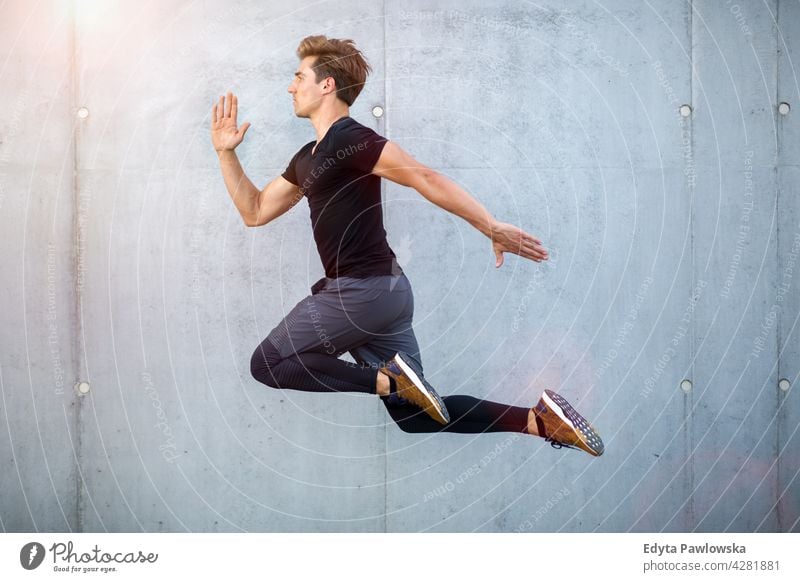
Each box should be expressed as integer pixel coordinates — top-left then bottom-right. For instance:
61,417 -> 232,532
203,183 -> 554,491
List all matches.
211,91 -> 251,152
490,221 -> 549,267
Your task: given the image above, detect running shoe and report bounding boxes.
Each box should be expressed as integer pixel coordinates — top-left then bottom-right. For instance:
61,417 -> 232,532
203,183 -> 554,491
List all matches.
532,389 -> 604,456
379,352 -> 450,425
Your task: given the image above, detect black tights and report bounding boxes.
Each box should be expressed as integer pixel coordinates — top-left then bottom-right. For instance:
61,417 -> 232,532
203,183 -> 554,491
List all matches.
250,339 -> 531,434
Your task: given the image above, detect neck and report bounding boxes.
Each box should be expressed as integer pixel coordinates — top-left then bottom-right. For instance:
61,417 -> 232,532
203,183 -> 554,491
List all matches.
309,102 -> 350,142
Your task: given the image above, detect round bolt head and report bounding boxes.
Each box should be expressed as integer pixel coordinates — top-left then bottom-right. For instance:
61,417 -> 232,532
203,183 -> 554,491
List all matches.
778,102 -> 790,115
77,107 -> 89,119
779,378 -> 790,392
680,379 -> 692,393
372,105 -> 384,118
76,381 -> 90,394
679,104 -> 692,117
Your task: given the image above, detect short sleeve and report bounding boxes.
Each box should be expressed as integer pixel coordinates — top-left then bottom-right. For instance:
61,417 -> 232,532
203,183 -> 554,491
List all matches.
281,149 -> 301,186
335,123 -> 388,174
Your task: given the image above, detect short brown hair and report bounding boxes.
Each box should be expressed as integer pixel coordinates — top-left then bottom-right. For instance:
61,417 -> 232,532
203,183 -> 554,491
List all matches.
296,35 -> 372,106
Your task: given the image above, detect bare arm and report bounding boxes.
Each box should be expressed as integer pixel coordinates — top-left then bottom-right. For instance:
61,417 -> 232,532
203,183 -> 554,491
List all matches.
372,141 -> 549,267
216,149 -> 300,227
215,148 -> 260,224
211,92 -> 300,227
248,175 -> 302,227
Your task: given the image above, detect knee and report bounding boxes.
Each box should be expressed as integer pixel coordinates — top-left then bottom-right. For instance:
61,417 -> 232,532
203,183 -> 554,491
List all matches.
250,340 -> 282,388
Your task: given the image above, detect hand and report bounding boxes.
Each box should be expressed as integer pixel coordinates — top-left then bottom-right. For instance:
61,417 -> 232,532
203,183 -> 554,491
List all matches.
490,221 -> 549,267
211,91 -> 251,152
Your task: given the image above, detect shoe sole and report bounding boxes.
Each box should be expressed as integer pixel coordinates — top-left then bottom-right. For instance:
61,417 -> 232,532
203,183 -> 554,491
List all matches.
392,354 -> 450,425
542,390 -> 604,456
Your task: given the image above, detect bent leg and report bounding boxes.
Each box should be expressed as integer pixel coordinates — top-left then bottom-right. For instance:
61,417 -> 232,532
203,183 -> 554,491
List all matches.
250,336 -> 377,393
251,274 -> 410,394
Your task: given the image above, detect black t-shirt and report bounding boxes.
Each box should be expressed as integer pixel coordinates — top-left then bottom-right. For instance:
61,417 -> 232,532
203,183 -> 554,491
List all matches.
282,116 -> 402,279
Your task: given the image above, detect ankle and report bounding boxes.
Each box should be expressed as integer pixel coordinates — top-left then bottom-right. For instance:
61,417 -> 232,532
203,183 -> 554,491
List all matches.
376,371 -> 390,396
526,408 -> 540,436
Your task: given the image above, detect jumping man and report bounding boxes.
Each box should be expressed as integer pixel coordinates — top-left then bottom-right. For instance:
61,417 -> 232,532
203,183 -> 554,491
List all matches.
211,35 -> 604,456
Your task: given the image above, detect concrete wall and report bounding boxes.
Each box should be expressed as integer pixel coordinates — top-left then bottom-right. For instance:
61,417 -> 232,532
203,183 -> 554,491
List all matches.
1,0 -> 797,532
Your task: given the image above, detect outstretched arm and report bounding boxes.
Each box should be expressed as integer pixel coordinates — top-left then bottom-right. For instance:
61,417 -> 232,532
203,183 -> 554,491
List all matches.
372,141 -> 549,267
212,92 -> 300,227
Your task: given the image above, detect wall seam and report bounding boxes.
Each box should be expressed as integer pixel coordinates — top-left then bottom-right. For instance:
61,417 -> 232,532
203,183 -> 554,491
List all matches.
68,0 -> 84,534
774,0 -> 783,533
688,0 -> 696,531
382,0 -> 388,535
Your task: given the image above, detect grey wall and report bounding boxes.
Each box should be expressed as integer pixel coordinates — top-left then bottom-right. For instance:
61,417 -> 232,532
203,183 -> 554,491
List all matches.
1,0 -> 798,532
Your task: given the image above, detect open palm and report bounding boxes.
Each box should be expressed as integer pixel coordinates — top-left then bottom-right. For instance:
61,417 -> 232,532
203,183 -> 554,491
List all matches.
211,91 -> 250,152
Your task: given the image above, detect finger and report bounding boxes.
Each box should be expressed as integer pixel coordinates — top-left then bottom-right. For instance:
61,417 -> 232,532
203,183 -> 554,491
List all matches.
522,232 -> 542,245
522,240 -> 548,256
519,236 -> 547,251
507,238 -> 530,253
523,246 -> 548,261
231,94 -> 238,122
509,229 -> 535,248
238,121 -> 250,139
495,248 -> 504,268
219,95 -> 225,119
521,249 -> 546,262
507,243 -> 545,261
212,103 -> 217,124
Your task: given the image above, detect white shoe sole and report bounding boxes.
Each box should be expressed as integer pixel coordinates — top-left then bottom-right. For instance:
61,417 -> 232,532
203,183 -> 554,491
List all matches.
542,390 -> 603,455
394,354 -> 449,424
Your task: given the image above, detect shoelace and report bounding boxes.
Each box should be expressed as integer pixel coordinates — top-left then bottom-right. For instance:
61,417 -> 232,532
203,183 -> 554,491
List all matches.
534,411 -> 579,450
544,437 -> 579,451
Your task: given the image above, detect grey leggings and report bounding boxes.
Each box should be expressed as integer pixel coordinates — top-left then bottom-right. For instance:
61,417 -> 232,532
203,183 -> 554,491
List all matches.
250,274 -> 529,434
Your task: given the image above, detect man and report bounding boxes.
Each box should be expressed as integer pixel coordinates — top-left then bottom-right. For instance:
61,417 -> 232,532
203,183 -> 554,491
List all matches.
211,35 -> 604,456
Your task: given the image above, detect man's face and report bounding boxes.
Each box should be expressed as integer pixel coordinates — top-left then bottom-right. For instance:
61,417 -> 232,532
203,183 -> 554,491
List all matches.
288,56 -> 330,118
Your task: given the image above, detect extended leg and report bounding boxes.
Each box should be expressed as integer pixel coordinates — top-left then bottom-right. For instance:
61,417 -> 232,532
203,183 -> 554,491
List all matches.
352,340 -> 603,453
386,394 -> 531,434
350,342 -> 530,433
